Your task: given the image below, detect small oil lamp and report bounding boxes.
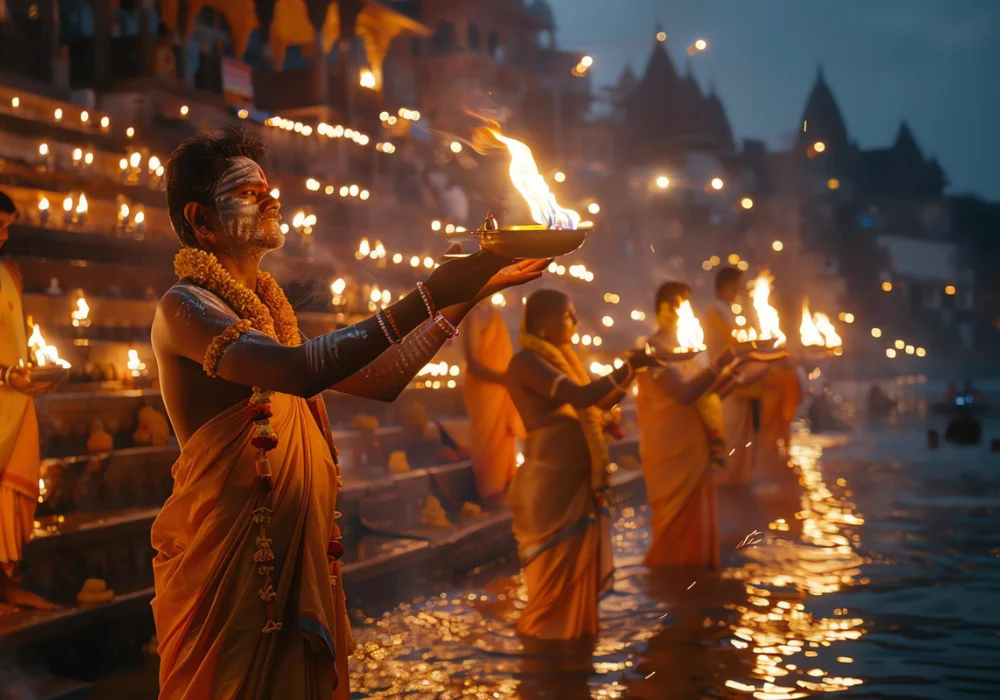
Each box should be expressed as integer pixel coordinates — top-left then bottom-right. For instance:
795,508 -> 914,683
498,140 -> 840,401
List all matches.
37,197 -> 50,226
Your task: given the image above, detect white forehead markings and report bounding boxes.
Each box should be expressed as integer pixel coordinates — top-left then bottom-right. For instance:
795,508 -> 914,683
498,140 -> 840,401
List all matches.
214,157 -> 267,198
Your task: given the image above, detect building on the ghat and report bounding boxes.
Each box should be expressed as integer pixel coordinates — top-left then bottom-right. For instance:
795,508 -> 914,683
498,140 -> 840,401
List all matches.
0,1 -> 992,693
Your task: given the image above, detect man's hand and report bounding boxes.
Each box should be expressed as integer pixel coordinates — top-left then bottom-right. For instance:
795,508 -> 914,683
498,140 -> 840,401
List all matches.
625,348 -> 664,370
473,257 -> 551,303
425,244 -> 548,308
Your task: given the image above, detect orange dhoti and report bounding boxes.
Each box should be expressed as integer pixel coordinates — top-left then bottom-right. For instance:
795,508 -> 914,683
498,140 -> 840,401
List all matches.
758,367 -> 803,480
0,259 -> 39,578
637,364 -> 719,569
151,393 -> 353,699
508,422 -> 612,640
462,310 -> 524,501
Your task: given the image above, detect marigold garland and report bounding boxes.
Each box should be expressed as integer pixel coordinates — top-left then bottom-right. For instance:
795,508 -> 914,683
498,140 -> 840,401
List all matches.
203,319 -> 253,377
173,247 -> 305,636
518,332 -> 610,493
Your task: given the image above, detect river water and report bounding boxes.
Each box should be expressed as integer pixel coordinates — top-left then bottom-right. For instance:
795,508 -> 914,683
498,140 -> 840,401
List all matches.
347,427 -> 1000,699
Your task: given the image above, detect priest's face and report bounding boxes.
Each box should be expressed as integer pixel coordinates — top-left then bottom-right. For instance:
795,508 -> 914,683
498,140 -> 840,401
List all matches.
205,157 -> 283,256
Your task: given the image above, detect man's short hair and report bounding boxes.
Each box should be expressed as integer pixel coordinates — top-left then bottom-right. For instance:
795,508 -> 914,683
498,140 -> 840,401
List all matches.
715,266 -> 743,293
523,289 -> 568,335
165,126 -> 266,248
0,190 -> 16,215
655,281 -> 691,312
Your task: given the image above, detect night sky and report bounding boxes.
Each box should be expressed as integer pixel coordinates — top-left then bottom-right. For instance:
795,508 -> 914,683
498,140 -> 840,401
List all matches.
547,0 -> 1000,200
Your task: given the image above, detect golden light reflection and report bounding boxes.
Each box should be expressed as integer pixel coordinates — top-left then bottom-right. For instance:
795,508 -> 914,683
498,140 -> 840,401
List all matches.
722,440 -> 867,697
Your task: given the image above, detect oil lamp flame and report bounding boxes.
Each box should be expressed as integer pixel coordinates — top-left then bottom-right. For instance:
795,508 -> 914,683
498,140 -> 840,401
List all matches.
675,300 -> 706,352
127,348 -> 147,377
813,313 -> 842,348
71,297 -> 90,327
800,300 -> 842,348
481,127 -> 580,230
27,324 -> 71,368
750,272 -> 786,347
733,327 -> 758,343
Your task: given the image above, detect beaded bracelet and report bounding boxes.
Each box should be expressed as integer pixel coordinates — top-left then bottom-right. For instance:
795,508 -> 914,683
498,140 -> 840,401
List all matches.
432,312 -> 459,338
204,319 -> 253,377
383,307 -> 403,341
0,364 -> 13,386
415,281 -> 437,318
375,310 -> 399,344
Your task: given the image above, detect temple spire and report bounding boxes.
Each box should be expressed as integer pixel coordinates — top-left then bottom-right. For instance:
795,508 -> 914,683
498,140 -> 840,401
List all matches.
799,64 -> 849,149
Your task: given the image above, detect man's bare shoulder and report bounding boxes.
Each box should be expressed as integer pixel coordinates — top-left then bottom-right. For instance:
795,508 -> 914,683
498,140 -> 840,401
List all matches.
156,282 -> 234,323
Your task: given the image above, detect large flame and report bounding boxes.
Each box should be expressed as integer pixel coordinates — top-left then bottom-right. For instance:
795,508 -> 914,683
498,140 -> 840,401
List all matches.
800,300 -> 843,348
800,301 -> 825,347
813,313 -> 842,348
675,300 -> 706,352
481,127 -> 581,230
27,324 -> 71,368
750,272 -> 786,347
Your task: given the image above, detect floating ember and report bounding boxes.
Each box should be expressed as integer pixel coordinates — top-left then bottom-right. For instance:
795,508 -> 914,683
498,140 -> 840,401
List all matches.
749,272 -> 786,347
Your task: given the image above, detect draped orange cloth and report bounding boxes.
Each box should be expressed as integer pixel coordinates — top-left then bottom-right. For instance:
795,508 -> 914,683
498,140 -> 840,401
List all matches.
704,304 -> 757,485
508,421 -> 612,640
151,393 -> 352,700
637,353 -> 719,569
462,307 -> 524,501
0,259 -> 38,578
758,367 -> 803,479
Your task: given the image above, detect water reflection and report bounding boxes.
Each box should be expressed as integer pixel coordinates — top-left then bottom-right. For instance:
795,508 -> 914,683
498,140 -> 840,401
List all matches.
348,437 -> 871,698
721,441 -> 868,698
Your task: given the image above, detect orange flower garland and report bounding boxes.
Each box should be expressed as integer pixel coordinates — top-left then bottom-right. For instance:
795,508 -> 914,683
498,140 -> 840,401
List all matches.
174,247 -> 301,635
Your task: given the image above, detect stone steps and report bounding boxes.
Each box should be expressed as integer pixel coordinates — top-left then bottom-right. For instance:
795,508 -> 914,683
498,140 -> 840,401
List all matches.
0,439 -> 644,669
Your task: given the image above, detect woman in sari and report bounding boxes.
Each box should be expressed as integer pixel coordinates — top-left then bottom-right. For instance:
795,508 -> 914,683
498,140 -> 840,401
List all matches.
638,282 -> 751,568
505,289 -> 659,639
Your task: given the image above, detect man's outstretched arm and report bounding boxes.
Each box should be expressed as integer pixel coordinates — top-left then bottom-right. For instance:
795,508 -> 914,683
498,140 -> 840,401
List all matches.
155,284 -> 441,399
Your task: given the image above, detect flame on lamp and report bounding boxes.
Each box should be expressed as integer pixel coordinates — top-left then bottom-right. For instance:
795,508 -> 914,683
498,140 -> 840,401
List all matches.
749,272 -> 786,346
477,125 -> 581,230
675,300 -> 706,352
127,348 -> 147,377
71,296 -> 90,327
800,300 -> 843,348
27,324 -> 71,368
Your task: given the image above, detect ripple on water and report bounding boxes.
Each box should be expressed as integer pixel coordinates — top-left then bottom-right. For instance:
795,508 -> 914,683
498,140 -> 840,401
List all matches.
348,434 -> 1000,698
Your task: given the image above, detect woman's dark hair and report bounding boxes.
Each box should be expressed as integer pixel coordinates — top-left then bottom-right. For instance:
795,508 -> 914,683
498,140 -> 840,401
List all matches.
655,281 -> 691,312
165,125 -> 266,247
523,289 -> 568,335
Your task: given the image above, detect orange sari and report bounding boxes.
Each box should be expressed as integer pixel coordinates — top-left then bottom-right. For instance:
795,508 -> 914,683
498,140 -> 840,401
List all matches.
637,354 -> 719,569
703,303 -> 759,485
508,421 -> 612,640
758,367 -> 802,478
462,307 -> 524,500
151,393 -> 352,699
0,259 -> 38,578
